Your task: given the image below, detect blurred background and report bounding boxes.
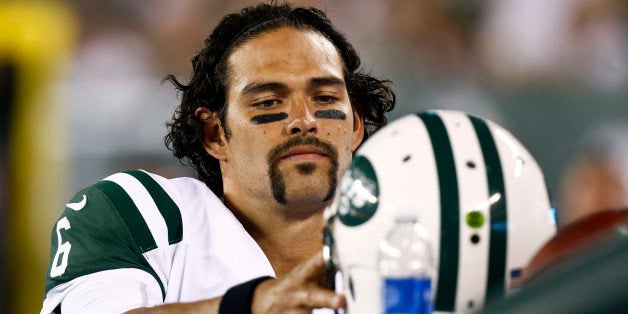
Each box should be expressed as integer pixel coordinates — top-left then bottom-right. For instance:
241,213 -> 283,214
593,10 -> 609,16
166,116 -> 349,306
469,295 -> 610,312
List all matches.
1,0 -> 626,313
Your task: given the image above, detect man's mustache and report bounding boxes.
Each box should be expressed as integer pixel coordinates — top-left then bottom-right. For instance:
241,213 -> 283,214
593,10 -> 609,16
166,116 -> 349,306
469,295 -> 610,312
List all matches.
267,136 -> 339,166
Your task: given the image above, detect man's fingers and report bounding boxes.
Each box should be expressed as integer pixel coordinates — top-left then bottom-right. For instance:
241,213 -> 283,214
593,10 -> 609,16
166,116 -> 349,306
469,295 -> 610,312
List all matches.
297,284 -> 346,310
291,251 -> 327,283
252,251 -> 344,313
292,252 -> 345,309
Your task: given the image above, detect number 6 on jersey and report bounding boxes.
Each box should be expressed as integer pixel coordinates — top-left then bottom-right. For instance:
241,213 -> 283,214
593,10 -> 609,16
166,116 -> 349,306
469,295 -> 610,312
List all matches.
50,217 -> 71,277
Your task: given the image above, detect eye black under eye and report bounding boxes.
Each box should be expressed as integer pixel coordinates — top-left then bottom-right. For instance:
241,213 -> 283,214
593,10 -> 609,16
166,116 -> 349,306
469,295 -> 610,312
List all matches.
315,109 -> 346,120
250,112 -> 289,124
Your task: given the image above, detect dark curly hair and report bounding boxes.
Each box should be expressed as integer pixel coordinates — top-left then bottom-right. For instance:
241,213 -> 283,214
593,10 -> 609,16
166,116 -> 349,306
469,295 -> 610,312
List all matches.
164,1 -> 395,197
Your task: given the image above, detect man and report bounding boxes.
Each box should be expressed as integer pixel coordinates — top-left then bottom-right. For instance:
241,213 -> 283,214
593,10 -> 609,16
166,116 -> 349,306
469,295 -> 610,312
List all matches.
41,2 -> 394,313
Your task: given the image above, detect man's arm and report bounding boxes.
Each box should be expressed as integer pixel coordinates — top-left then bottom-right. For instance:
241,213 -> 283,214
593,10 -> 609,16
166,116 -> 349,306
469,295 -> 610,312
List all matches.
126,252 -> 345,314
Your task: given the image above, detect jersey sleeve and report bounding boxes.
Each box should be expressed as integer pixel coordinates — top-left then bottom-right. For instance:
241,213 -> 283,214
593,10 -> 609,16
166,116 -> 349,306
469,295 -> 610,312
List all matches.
42,268 -> 163,314
43,179 -> 165,299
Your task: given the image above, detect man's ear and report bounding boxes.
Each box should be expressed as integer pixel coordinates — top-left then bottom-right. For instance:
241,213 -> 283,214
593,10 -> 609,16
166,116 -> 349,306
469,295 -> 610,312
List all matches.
351,109 -> 365,152
195,107 -> 228,161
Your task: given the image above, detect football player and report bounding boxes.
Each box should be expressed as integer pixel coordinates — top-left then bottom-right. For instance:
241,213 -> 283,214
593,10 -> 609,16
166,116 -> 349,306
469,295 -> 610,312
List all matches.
41,2 -> 394,313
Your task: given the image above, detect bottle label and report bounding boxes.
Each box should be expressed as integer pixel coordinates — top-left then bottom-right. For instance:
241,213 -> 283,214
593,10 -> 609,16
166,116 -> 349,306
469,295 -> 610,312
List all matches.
382,277 -> 432,314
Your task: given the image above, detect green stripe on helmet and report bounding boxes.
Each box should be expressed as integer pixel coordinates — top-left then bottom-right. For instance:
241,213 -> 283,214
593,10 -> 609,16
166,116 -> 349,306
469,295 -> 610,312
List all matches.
418,112 -> 460,312
469,115 -> 507,302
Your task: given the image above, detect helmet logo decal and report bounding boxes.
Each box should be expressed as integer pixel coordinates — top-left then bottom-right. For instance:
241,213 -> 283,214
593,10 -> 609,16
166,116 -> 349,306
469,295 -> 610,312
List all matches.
337,155 -> 379,226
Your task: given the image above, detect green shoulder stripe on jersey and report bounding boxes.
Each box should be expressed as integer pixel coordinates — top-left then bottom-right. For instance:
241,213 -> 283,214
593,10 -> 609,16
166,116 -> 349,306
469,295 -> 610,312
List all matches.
95,180 -> 158,252
418,112 -> 460,312
93,180 -> 166,297
45,182 -> 166,299
125,170 -> 183,244
469,115 -> 508,302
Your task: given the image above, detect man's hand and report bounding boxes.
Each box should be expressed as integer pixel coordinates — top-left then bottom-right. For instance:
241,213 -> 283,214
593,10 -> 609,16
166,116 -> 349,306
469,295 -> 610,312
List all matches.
252,252 -> 345,313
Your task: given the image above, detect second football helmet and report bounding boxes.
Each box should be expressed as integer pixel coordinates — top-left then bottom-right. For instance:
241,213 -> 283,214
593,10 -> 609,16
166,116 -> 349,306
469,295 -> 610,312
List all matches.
324,110 -> 557,313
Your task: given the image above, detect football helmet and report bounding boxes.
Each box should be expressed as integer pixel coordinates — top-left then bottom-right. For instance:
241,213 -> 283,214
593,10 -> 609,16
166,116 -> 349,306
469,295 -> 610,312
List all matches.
323,110 -> 557,313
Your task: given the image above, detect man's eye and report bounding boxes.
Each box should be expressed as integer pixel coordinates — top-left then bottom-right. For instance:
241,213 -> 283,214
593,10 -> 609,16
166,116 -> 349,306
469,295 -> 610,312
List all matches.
253,99 -> 280,108
314,95 -> 338,104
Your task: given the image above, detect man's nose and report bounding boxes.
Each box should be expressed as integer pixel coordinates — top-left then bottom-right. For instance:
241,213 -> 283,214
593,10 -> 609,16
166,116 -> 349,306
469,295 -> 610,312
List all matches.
285,101 -> 319,135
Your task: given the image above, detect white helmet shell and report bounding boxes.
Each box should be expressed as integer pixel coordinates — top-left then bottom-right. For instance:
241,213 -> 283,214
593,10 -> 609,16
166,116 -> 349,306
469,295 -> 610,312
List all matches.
324,110 -> 557,313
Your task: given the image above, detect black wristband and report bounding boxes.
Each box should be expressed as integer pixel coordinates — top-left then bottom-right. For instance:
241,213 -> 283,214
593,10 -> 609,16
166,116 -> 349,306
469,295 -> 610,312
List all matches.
219,276 -> 274,314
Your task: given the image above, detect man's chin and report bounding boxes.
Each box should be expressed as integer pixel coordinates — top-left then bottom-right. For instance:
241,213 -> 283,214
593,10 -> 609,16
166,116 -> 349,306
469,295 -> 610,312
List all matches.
295,162 -> 317,175
270,158 -> 339,207
284,180 -> 336,204
281,163 -> 329,179
279,192 -> 335,217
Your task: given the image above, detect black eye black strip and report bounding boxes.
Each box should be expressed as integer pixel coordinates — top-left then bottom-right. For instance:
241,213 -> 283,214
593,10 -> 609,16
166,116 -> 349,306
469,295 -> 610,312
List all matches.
315,109 -> 346,120
250,112 -> 289,124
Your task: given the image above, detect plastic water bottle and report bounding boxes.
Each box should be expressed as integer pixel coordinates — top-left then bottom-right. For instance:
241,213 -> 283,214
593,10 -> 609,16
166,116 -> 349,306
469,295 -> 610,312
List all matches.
379,217 -> 434,314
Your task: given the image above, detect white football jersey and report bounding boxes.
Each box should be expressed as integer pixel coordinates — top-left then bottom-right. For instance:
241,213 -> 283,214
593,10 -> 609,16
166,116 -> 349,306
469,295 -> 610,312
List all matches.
41,170 -> 275,313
